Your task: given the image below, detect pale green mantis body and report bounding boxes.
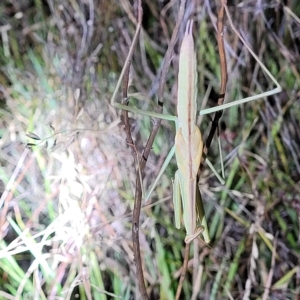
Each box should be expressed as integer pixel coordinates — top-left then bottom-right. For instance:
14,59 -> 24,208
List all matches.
111,16 -> 282,244
173,21 -> 204,243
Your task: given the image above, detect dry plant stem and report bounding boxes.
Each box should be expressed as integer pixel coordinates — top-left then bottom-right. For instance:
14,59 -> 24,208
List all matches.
175,242 -> 191,300
130,8 -> 149,300
118,1 -> 148,298
130,1 -> 187,299
121,51 -> 135,152
201,1 -> 227,163
262,238 -> 277,300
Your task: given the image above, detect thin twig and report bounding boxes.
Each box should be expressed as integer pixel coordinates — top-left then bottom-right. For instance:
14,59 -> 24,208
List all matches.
202,1 -> 227,161
262,237 -> 277,300
121,37 -> 136,155
131,1 -> 187,299
175,242 -> 191,300
118,1 -> 148,298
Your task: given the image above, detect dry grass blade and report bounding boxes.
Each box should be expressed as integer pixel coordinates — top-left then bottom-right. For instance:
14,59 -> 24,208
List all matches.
0,0 -> 299,299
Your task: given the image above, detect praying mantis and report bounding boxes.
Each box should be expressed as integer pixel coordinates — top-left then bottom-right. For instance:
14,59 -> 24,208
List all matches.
111,13 -> 282,244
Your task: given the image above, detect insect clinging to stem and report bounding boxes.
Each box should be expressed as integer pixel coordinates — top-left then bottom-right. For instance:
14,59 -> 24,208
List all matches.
111,13 -> 282,244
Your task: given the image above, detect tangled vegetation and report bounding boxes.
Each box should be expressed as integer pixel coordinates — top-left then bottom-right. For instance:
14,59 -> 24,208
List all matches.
0,1 -> 299,299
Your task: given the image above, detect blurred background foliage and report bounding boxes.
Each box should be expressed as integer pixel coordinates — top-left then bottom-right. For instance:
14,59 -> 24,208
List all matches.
0,0 -> 300,299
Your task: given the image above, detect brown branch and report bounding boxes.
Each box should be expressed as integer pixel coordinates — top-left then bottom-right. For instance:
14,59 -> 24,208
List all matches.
175,242 -> 191,300
130,3 -> 148,297
118,1 -> 148,298
121,50 -> 136,153
200,1 -> 228,173
130,1 -> 188,299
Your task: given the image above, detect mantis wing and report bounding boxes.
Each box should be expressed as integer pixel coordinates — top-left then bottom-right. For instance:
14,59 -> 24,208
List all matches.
173,21 -> 209,244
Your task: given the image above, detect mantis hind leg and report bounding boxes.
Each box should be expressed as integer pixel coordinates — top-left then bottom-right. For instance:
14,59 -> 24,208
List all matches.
173,170 -> 182,230
195,184 -> 210,243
